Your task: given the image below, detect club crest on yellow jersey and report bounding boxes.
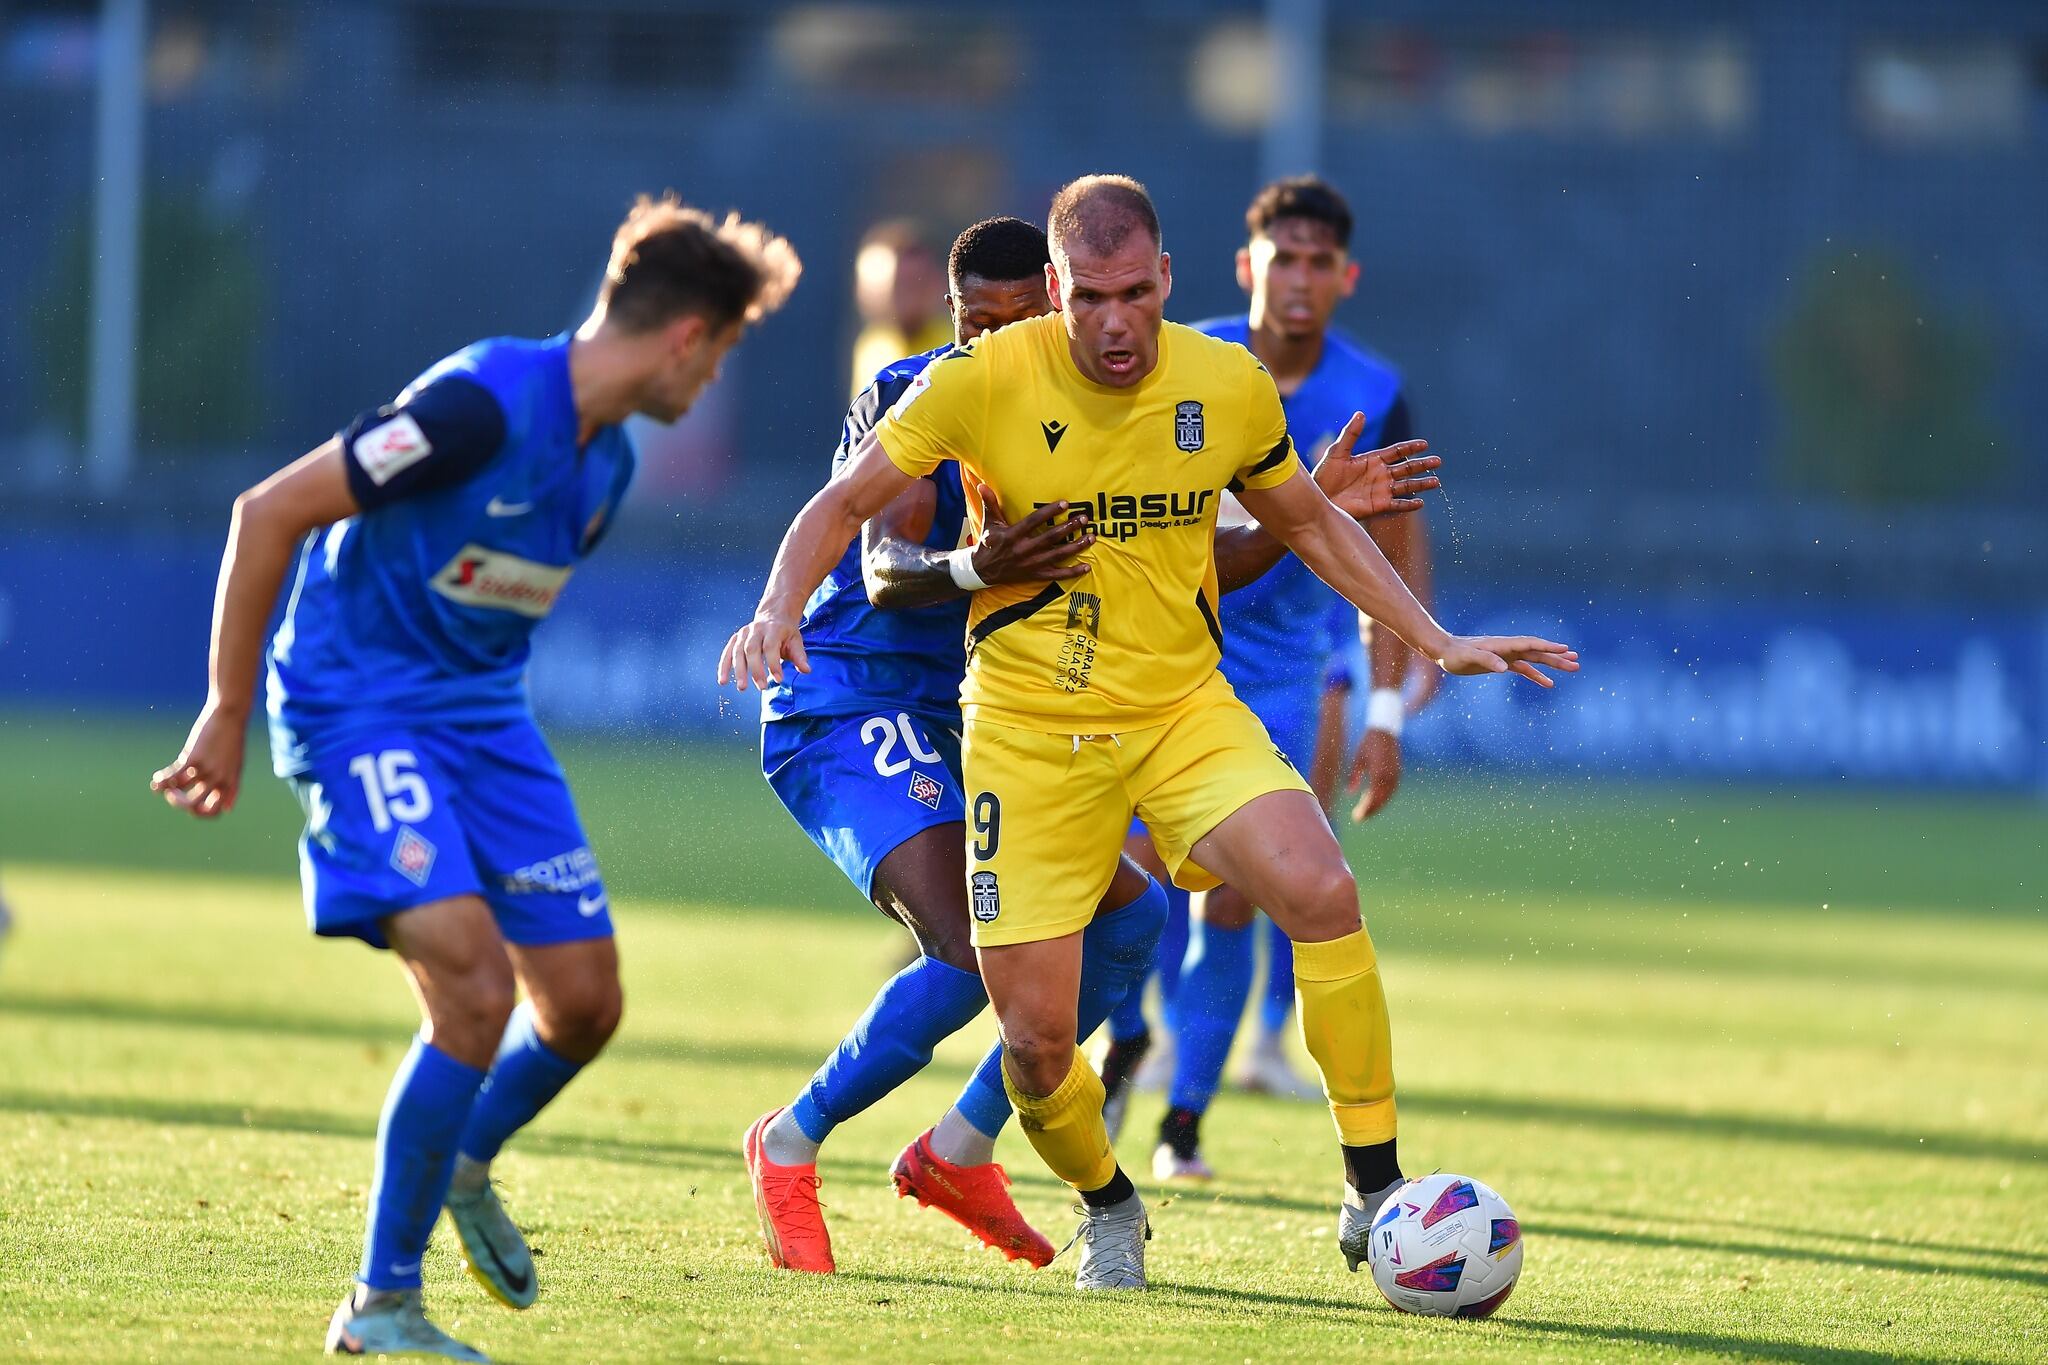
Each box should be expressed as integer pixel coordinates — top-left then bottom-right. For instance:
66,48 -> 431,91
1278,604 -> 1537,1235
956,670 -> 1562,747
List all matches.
1174,400 -> 1205,452
1055,591 -> 1103,694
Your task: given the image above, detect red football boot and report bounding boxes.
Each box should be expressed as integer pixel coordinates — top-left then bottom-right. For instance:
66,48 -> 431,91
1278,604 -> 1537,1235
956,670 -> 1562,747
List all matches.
743,1109 -> 834,1273
891,1130 -> 1055,1268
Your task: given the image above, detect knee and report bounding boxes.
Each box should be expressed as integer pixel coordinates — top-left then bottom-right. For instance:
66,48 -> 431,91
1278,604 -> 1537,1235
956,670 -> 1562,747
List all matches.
1291,865 -> 1362,942
919,925 -> 978,974
428,962 -> 518,1063
534,978 -> 624,1063
1002,1029 -> 1076,1098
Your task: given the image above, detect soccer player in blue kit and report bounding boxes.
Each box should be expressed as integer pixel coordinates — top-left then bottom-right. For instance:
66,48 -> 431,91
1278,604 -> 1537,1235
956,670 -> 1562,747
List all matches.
150,195 -> 799,1361
1101,176 -> 1439,1182
743,216 -> 1439,1273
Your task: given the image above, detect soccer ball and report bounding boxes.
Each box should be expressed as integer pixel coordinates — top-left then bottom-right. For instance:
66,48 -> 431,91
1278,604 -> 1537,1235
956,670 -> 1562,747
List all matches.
1365,1173 -> 1523,1318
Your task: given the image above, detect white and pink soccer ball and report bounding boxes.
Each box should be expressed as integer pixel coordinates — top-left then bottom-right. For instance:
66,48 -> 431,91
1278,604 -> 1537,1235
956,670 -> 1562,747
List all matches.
1365,1173 -> 1524,1318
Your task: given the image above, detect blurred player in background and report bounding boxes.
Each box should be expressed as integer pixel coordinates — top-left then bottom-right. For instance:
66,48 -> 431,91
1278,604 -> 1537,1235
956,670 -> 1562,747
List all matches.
746,216 -> 1438,1274
150,195 -> 798,1361
1101,177 -> 1440,1181
848,220 -> 951,396
721,174 -> 1573,1290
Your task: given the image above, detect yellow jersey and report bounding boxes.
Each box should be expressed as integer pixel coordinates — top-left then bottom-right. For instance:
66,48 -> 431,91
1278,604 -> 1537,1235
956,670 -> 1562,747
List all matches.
873,312 -> 1300,731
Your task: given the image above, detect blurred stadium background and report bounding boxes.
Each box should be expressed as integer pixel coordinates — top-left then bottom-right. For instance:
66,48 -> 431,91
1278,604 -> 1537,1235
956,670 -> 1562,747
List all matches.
1,0 -> 2043,798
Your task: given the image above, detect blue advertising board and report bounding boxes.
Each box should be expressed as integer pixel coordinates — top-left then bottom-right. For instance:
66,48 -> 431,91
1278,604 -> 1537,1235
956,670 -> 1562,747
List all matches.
3,530 -> 2042,794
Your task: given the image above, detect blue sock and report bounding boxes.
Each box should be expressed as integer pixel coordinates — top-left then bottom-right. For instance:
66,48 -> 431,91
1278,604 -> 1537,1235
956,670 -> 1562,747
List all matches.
360,1037 -> 486,1290
1169,917 -> 1256,1114
1155,883 -> 1192,1034
1107,977 -> 1150,1043
456,1002 -> 585,1166
1260,917 -> 1296,1036
789,955 -> 988,1144
956,874 -> 1170,1137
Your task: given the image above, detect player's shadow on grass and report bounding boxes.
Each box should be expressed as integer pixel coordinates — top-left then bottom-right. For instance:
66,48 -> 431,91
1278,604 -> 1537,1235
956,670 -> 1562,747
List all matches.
0,1087 -> 737,1175
1502,1318 -> 1952,1365
845,1272 -> 1951,1362
1522,1217 -> 2048,1291
991,1183 -> 2048,1291
842,1268 -> 1376,1325
8,992 -> 2040,1166
1578,1206 -> 2048,1270
0,991 -> 827,1073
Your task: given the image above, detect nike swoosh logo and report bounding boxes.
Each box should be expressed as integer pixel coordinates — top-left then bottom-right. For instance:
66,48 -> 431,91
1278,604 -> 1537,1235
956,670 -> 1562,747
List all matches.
486,497 -> 533,517
388,1259 -> 422,1277
577,891 -> 607,917
478,1233 -> 532,1297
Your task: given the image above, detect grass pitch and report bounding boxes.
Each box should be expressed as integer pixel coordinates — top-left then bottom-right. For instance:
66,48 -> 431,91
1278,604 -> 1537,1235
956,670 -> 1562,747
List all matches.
1,713 -> 2044,1363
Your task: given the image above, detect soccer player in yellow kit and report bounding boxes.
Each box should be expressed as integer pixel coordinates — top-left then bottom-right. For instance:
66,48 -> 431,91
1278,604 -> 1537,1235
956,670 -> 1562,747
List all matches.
720,175 -> 1577,1290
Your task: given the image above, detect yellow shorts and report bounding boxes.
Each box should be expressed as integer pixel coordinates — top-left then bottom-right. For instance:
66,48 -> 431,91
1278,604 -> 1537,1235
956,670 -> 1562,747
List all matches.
960,673 -> 1312,947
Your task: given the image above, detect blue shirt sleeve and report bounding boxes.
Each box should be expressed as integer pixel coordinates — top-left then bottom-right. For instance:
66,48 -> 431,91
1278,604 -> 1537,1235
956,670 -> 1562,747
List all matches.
339,374 -> 507,511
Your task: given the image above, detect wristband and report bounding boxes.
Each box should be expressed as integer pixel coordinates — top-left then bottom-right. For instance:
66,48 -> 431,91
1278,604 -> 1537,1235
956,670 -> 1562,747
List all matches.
1366,687 -> 1405,737
946,545 -> 988,592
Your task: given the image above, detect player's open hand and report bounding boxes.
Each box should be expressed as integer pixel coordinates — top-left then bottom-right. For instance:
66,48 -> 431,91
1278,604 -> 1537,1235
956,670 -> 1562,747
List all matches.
718,611 -> 810,691
1435,636 -> 1580,687
1311,413 -> 1439,522
972,485 -> 1095,586
150,700 -> 247,818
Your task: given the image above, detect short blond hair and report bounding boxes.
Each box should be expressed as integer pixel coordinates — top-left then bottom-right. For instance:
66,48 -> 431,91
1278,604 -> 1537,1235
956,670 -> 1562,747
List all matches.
600,192 -> 802,331
1047,174 -> 1161,258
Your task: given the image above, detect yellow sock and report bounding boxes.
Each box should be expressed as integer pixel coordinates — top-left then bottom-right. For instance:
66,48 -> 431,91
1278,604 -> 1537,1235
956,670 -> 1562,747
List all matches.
1292,926 -> 1398,1145
1002,1048 -> 1118,1192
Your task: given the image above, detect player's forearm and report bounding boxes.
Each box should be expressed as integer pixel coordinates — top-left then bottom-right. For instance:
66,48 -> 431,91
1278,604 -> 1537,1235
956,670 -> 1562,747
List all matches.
757,489 -> 868,622
1213,524 -> 1291,596
862,535 -> 964,610
205,493 -> 308,716
1289,508 -> 1449,661
1367,611 -> 1407,691
1363,516 -> 1413,691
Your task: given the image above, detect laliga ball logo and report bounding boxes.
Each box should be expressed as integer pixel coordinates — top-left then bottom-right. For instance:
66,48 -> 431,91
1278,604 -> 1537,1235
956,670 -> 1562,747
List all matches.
1367,1173 -> 1524,1318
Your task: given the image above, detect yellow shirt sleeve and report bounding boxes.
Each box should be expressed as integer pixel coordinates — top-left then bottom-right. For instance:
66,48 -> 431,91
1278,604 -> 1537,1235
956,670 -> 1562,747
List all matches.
1231,359 -> 1300,492
873,345 -> 987,479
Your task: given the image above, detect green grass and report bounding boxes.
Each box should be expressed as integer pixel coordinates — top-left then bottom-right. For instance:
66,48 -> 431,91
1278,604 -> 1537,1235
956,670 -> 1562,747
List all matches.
1,712 -> 2044,1362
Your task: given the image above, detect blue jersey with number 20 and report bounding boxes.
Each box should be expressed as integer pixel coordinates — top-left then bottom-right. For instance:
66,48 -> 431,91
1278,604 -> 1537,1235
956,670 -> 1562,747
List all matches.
759,344 -> 970,726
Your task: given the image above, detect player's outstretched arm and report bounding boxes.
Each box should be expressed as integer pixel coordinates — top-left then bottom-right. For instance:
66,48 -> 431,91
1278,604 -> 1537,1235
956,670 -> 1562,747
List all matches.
150,442 -> 360,817
1214,414 -> 1439,594
1239,471 -> 1579,687
720,430 -> 918,690
862,482 -> 1097,610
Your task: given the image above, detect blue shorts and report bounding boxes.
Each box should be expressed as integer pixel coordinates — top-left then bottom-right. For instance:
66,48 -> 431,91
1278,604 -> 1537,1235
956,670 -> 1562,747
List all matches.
1243,682 -> 1324,774
285,717 -> 612,950
762,709 -> 964,900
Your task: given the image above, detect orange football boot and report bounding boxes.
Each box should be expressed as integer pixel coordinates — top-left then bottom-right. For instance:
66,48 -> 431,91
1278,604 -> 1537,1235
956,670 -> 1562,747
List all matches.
891,1130 -> 1055,1267
743,1109 -> 835,1273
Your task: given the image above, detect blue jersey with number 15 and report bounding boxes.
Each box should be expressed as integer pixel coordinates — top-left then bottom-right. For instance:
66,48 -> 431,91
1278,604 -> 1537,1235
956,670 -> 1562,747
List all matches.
267,332 -> 635,775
